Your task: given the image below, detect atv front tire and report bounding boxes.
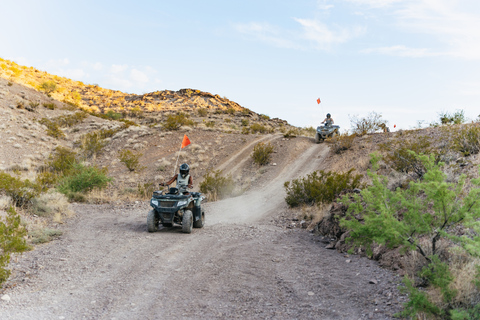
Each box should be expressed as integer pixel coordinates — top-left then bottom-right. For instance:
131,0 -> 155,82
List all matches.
193,210 -> 205,228
182,210 -> 193,233
147,210 -> 159,233
315,133 -> 321,144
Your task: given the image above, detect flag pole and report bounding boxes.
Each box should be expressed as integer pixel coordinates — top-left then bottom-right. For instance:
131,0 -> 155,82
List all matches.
173,144 -> 182,176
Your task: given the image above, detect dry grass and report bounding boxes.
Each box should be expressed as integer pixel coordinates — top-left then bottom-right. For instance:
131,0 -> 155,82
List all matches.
31,191 -> 74,223
296,203 -> 331,230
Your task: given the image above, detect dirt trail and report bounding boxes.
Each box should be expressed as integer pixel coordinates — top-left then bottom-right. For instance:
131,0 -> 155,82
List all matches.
0,143 -> 405,320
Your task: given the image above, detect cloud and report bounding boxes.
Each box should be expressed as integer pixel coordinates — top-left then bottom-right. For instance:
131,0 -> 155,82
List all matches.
295,18 -> 365,48
130,69 -> 149,83
344,0 -> 480,59
110,64 -> 128,74
234,22 -> 300,49
361,45 -> 435,57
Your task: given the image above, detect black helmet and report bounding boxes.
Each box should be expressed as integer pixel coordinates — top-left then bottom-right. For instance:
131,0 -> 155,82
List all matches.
179,163 -> 190,178
326,113 -> 331,118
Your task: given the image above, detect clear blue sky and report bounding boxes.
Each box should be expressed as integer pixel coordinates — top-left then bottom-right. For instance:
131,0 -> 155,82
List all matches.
1,0 -> 479,130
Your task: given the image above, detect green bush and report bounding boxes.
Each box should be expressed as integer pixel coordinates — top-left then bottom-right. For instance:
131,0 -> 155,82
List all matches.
252,142 -> 274,165
105,110 -> 123,120
129,106 -> 144,118
284,169 -> 363,207
42,103 -> 56,110
0,172 -> 41,207
57,163 -> 111,198
439,109 -> 465,125
241,119 -> 249,127
163,113 -> 195,130
199,169 -> 235,201
137,182 -> 154,199
260,114 -> 270,120
340,152 -> 480,318
330,133 -> 355,154
205,121 -> 215,128
118,150 -> 144,172
29,228 -> 63,244
226,108 -> 235,115
0,206 -> 30,285
452,124 -> 480,156
54,112 -> 88,127
283,128 -> 299,138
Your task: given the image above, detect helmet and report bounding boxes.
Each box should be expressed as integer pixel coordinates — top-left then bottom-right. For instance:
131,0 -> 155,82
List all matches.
326,113 -> 331,118
179,163 -> 190,178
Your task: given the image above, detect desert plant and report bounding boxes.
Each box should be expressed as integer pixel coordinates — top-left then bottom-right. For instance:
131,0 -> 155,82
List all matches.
260,114 -> 270,120
38,118 -> 65,139
283,128 -> 299,138
42,102 -> 56,110
250,123 -> 268,134
137,182 -> 155,199
29,228 -> 63,244
340,152 -> 480,318
205,121 -> 215,128
57,163 -> 111,198
105,110 -> 122,120
54,112 -> 88,127
129,106 -> 144,118
163,113 -> 195,130
241,119 -> 249,127
197,108 -> 208,117
38,81 -> 57,96
252,142 -> 274,165
380,136 -> 436,177
452,124 -> 480,156
79,131 -> 107,159
118,149 -> 144,172
284,169 -> 363,207
27,101 -> 39,111
0,172 -> 41,207
199,169 -> 235,201
330,133 -> 355,154
0,206 -> 30,284
350,111 -> 385,136
226,108 -> 235,115
439,110 -> 466,125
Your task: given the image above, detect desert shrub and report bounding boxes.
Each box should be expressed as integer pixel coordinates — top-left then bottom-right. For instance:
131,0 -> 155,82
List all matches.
129,106 -> 144,118
38,118 -> 65,139
38,81 -> 57,95
252,142 -> 274,165
42,103 -> 56,110
199,169 -> 235,201
54,112 -> 88,127
205,121 -> 215,128
340,153 -> 480,318
241,119 -> 249,127
0,172 -> 41,207
57,163 -> 111,198
226,108 -> 235,115
301,126 -> 316,137
330,133 -> 355,154
350,111 -> 385,136
27,101 -> 39,111
29,228 -> 63,244
137,182 -> 155,199
283,128 -> 299,138
452,124 -> 480,156
197,108 -> 208,117
380,136 -> 437,177
163,113 -> 195,130
37,147 -> 78,188
105,110 -> 122,120
0,206 -> 30,285
260,114 -> 270,120
250,123 -> 268,134
79,131 -> 107,158
241,127 -> 250,134
439,110 -> 466,125
118,150 -> 144,172
284,169 -> 363,207
31,191 -> 72,221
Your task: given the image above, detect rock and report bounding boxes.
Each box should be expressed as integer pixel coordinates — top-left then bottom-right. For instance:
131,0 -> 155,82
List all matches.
369,279 -> 378,284
325,242 -> 336,249
1,294 -> 10,301
307,291 -> 315,296
346,259 -> 351,263
13,143 -> 22,149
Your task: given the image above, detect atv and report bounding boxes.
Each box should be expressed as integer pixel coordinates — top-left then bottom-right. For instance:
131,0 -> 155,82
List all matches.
147,185 -> 205,233
315,124 -> 340,143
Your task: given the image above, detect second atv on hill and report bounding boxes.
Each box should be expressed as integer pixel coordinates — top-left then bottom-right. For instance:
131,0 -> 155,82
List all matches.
147,186 -> 205,233
315,124 -> 340,143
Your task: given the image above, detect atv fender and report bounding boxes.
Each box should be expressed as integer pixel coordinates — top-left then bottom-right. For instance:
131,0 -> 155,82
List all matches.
193,206 -> 202,221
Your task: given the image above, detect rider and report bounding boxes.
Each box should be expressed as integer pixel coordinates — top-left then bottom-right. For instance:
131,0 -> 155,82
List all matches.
160,163 -> 193,194
321,113 -> 334,127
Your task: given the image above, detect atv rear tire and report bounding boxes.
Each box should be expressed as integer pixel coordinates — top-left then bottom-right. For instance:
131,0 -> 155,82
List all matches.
182,210 -> 193,233
147,210 -> 159,233
193,210 -> 205,228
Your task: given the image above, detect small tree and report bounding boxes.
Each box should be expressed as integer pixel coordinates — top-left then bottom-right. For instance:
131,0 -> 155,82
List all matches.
118,150 -> 144,172
252,142 -> 274,165
340,152 -> 480,318
349,111 -> 385,136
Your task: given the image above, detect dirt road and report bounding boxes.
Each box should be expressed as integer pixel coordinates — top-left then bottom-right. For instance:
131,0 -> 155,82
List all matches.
0,142 -> 405,319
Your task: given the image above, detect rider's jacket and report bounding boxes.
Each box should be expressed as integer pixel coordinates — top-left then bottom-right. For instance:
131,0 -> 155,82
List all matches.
176,174 -> 190,192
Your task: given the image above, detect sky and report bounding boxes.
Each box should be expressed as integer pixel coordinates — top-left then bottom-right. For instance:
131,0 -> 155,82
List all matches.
1,0 -> 479,131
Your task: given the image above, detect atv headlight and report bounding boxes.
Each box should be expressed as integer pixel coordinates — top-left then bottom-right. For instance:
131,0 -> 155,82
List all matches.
177,200 -> 188,207
151,200 -> 159,206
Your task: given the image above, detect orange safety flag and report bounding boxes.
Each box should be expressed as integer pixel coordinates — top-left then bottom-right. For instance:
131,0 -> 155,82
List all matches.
394,124 -> 396,128
181,134 -> 191,148
317,98 -> 321,104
